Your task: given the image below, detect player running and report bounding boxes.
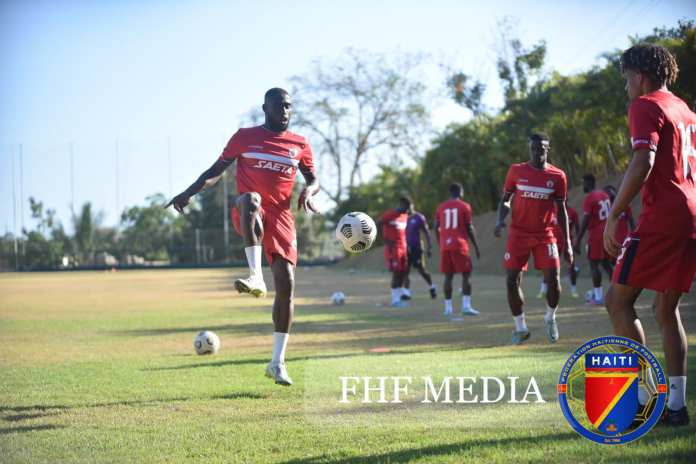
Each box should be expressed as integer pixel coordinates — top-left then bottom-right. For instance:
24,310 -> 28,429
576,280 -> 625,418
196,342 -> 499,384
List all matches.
166,88 -> 318,386
605,43 -> 696,426
603,184 -> 634,251
575,174 -> 613,305
434,183 -> 481,317
538,204 -> 580,298
494,133 -> 573,345
402,205 -> 437,300
378,197 -> 411,307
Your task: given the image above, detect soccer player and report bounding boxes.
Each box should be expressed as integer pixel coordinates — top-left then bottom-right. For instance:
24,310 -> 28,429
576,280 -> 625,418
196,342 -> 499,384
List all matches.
166,88 -> 318,386
494,133 -> 573,345
603,185 -> 635,249
434,183 -> 481,316
575,174 -> 613,305
538,204 -> 580,298
378,197 -> 411,307
402,205 -> 437,300
605,43 -> 696,426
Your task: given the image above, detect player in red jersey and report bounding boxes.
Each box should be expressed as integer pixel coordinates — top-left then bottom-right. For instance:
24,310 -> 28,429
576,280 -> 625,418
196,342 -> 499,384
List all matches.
494,133 -> 573,345
604,44 -> 696,426
166,88 -> 319,386
538,204 -> 580,298
434,183 -> 481,317
575,174 -> 614,305
603,185 -> 635,250
378,197 -> 411,307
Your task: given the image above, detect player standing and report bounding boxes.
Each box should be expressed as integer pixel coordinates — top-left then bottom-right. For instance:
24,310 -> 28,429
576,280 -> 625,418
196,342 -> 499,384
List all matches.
575,174 -> 613,305
603,184 -> 635,250
494,133 -> 573,345
605,44 -> 696,426
402,205 -> 437,300
434,183 -> 481,316
378,198 -> 411,307
166,88 -> 319,386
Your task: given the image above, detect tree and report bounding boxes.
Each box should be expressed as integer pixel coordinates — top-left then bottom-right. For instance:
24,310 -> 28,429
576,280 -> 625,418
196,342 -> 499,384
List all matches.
289,48 -> 431,205
119,194 -> 180,261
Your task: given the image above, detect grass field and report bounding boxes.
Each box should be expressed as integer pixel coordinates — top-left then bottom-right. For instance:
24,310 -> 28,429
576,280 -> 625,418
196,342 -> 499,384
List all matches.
1,267 -> 695,463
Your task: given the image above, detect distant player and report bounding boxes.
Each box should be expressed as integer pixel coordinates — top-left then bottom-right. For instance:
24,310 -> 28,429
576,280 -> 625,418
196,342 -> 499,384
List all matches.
378,197 -> 411,307
605,43 -> 695,426
402,205 -> 437,300
494,133 -> 573,345
538,204 -> 580,298
166,88 -> 318,386
575,174 -> 613,305
434,183 -> 481,316
603,185 -> 635,250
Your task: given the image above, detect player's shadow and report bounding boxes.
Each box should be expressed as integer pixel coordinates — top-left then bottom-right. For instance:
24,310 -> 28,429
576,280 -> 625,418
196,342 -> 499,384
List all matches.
0,424 -> 66,435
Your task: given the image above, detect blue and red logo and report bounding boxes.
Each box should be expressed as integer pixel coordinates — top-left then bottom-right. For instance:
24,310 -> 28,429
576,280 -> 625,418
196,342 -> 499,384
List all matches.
558,336 -> 667,444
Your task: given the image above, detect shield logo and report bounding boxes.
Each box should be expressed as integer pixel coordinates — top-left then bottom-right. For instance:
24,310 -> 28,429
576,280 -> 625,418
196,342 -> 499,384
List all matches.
584,353 -> 639,435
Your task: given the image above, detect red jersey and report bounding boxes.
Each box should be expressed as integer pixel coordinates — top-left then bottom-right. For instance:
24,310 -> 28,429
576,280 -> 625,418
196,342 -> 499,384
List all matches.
552,205 -> 578,243
629,90 -> 696,238
219,125 -> 315,211
435,198 -> 472,252
503,162 -> 567,237
582,190 -> 611,235
380,209 -> 408,249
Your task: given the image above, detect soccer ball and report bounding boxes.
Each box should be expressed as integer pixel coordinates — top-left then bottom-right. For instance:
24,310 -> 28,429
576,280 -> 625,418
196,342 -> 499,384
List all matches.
331,291 -> 346,305
336,212 -> 377,253
194,330 -> 220,355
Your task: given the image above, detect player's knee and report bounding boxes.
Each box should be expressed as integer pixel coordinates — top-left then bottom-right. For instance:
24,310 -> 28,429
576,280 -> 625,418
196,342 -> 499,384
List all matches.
242,192 -> 262,212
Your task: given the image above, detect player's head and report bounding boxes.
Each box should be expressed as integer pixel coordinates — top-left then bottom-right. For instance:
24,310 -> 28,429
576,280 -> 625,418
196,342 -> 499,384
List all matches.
397,196 -> 413,213
583,174 -> 596,193
449,183 -> 463,199
620,43 -> 679,101
263,88 -> 291,132
603,185 -> 617,201
528,132 -> 550,168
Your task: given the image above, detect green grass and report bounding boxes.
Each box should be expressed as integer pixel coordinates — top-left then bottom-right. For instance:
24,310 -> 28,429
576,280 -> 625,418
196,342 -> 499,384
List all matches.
1,268 -> 695,463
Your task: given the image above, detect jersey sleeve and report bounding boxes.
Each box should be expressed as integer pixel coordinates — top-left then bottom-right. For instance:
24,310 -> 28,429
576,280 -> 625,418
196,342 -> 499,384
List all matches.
628,98 -> 664,152
555,171 -> 568,200
298,140 -> 316,174
219,130 -> 244,162
583,194 -> 593,216
503,166 -> 517,193
462,203 -> 473,225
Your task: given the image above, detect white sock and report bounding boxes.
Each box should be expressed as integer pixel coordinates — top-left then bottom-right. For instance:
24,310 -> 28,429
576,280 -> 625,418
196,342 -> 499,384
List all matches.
245,246 -> 262,279
430,283 -> 436,290
668,376 -> 686,410
271,332 -> 289,365
514,314 -> 528,332
540,282 -> 548,294
571,285 -> 577,293
391,288 -> 401,304
544,305 -> 557,322
462,295 -> 471,309
402,287 -> 411,297
444,299 -> 453,313
593,287 -> 603,301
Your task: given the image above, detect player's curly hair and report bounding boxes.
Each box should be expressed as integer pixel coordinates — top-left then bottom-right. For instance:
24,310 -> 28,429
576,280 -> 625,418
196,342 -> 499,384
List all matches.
620,43 -> 679,87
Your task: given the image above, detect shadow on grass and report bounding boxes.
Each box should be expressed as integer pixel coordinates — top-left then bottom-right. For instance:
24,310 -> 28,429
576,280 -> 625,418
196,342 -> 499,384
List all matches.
0,424 -> 65,435
2,412 -> 60,422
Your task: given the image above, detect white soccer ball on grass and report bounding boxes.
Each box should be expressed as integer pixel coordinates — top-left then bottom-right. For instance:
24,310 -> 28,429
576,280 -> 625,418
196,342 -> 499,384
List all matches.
194,330 -> 220,355
331,292 -> 346,305
336,212 -> 377,253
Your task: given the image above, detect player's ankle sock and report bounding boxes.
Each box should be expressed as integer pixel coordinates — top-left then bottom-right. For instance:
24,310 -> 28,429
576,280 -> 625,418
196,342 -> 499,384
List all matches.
571,285 -> 577,293
462,295 -> 471,309
430,283 -> 436,290
544,305 -> 557,322
593,287 -> 603,301
444,299 -> 453,313
245,246 -> 263,279
271,332 -> 289,365
668,376 -> 686,410
391,288 -> 401,305
402,287 -> 411,297
513,314 -> 528,332
540,282 -> 548,294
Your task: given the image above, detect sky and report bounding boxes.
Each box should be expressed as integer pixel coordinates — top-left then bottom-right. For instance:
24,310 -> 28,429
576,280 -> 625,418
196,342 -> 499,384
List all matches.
1,0 -> 694,233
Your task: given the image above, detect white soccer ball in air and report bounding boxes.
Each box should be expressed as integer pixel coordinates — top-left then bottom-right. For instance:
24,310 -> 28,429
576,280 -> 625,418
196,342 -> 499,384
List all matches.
331,291 -> 346,305
336,212 -> 377,253
194,330 -> 220,355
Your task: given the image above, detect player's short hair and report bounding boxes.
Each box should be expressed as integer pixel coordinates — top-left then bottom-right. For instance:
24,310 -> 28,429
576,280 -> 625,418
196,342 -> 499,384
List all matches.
529,132 -> 550,143
264,87 -> 289,102
583,174 -> 596,188
620,43 -> 679,87
399,196 -> 413,207
449,183 -> 463,196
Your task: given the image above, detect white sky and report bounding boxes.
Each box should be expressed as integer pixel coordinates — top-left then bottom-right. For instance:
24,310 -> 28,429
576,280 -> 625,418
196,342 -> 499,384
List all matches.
1,0 -> 694,232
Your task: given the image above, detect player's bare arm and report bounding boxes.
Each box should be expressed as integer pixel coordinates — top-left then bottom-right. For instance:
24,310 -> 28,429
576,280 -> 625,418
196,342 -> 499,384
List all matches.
555,199 -> 574,265
604,148 -> 655,256
466,223 -> 481,259
297,167 -> 320,213
494,192 -> 512,237
575,213 -> 590,251
433,218 -> 440,247
165,158 -> 234,213
421,220 -> 433,256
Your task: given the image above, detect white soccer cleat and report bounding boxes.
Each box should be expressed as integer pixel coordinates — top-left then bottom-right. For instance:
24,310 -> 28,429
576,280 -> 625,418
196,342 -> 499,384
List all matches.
265,362 -> 293,386
234,276 -> 267,298
545,318 -> 559,343
462,307 -> 480,316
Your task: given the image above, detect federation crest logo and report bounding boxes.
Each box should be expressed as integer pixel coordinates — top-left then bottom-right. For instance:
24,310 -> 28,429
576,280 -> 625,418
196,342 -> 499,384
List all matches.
546,180 -> 554,188
289,148 -> 299,158
558,336 -> 667,444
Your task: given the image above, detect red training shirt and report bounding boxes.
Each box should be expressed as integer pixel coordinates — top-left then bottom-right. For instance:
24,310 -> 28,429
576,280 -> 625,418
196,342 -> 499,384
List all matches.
380,209 -> 408,250
435,198 -> 472,252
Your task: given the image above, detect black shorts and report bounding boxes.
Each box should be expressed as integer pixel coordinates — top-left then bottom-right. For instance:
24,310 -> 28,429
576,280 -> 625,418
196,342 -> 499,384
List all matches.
407,246 -> 423,267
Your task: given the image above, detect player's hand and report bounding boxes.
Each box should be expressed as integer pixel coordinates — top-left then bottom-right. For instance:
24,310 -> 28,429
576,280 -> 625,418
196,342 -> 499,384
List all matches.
475,249 -> 481,260
165,192 -> 190,214
494,222 -> 505,238
297,187 -> 319,214
603,215 -> 621,257
563,246 -> 573,265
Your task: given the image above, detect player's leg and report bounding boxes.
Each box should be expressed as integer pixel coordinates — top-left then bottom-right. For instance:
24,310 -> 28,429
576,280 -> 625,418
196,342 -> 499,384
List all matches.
234,192 -> 267,297
391,270 -> 408,307
460,271 -> 479,315
414,258 -> 436,299
589,259 -> 603,305
265,256 -> 294,385
443,272 -> 454,315
605,283 -> 645,344
568,262 -> 579,298
600,259 -> 614,280
543,266 -> 561,343
402,272 -> 411,300
506,269 -> 529,344
537,274 -> 548,299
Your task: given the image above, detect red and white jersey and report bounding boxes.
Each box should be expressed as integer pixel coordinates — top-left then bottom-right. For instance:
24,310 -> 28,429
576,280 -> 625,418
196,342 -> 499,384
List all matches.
629,90 -> 696,238
380,209 -> 408,249
582,190 -> 611,234
435,198 -> 472,252
503,162 -> 567,237
219,125 -> 315,211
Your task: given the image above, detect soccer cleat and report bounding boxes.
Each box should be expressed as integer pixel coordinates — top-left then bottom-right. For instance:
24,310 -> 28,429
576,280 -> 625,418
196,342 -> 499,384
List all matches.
536,290 -> 545,299
660,406 -> 690,427
391,300 -> 408,308
544,318 -> 559,343
234,276 -> 267,298
462,307 -> 480,316
511,330 -> 531,345
400,294 -> 412,301
430,288 -> 437,299
570,288 -> 580,298
265,362 -> 293,386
